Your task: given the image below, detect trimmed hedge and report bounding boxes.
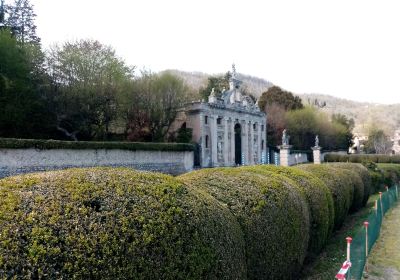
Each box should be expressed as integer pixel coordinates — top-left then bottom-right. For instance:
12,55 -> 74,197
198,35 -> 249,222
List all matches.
328,163 -> 372,206
179,168 -> 310,279
377,163 -> 400,188
0,138 -> 195,151
239,165 -> 334,260
297,164 -> 354,230
0,168 -> 246,279
325,153 -> 400,164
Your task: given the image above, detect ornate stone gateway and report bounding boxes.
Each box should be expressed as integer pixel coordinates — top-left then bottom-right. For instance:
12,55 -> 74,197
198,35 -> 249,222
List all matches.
170,65 -> 267,167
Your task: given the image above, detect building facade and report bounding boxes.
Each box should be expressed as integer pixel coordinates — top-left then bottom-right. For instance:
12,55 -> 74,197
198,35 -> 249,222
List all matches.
172,65 -> 267,167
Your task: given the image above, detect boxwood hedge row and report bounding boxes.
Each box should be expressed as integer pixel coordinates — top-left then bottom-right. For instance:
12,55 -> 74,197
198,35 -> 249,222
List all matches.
297,164 -> 355,230
179,168 -> 310,279
0,163 -> 376,279
324,153 -> 400,164
238,165 -> 334,260
0,168 -> 246,279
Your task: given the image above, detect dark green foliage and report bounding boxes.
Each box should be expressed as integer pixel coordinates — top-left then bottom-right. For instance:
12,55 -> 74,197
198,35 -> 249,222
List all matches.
297,164 -> 354,230
324,153 -> 400,164
0,168 -> 246,279
0,30 -> 55,139
199,72 -> 231,100
377,163 -> 400,188
258,86 -> 303,112
0,138 -> 195,151
239,165 -> 334,260
179,168 -> 310,279
328,163 -> 372,206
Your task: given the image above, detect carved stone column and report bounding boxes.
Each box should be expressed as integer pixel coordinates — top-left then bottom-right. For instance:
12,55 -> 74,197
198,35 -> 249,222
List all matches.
210,115 -> 217,167
230,120 -> 235,165
249,121 -> 254,165
224,117 -> 229,166
242,120 -> 248,165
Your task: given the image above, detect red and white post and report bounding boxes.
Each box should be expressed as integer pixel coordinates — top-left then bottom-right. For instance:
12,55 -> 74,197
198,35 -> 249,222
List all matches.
336,237 -> 353,279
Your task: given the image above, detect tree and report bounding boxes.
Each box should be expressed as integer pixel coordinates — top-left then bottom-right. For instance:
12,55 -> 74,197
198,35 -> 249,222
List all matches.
258,86 -> 303,147
285,107 -> 353,150
199,72 -> 231,100
47,39 -> 134,141
0,29 -> 53,138
125,71 -> 189,142
258,86 -> 303,112
5,0 -> 39,44
364,128 -> 392,154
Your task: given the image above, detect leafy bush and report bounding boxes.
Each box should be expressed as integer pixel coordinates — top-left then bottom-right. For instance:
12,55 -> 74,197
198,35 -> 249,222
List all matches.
178,168 -> 310,279
328,163 -> 371,206
377,163 -> 400,187
0,168 -> 246,279
239,165 -> 334,260
0,138 -> 194,151
324,154 -> 400,164
297,164 -> 354,230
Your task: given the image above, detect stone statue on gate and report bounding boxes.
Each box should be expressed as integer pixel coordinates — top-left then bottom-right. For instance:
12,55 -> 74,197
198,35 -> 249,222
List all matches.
315,135 -> 319,147
282,129 -> 290,146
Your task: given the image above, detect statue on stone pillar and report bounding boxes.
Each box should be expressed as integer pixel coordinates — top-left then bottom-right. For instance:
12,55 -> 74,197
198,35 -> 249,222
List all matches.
282,129 -> 290,146
315,135 -> 319,147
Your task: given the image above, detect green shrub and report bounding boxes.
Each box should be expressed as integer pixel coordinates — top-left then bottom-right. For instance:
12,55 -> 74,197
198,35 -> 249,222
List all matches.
377,163 -> 400,187
297,164 -> 354,230
324,153 -> 400,164
179,168 -> 310,279
0,138 -> 194,151
239,165 -> 334,260
328,163 -> 371,207
0,168 -> 246,279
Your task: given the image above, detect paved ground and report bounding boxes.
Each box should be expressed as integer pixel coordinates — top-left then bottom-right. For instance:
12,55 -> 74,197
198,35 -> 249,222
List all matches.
365,203 -> 400,280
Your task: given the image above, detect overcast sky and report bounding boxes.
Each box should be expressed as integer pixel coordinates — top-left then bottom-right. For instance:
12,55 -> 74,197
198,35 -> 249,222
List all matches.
29,0 -> 400,104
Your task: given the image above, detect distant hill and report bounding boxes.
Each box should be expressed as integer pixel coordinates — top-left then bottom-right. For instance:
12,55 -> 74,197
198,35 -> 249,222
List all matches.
162,69 -> 400,136
162,69 -> 274,98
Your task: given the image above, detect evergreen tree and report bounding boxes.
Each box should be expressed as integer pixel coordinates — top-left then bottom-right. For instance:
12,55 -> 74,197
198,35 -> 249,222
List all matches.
5,0 -> 40,43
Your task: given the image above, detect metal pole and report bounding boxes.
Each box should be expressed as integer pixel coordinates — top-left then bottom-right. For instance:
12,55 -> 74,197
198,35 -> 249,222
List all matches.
364,222 -> 369,272
379,192 -> 383,218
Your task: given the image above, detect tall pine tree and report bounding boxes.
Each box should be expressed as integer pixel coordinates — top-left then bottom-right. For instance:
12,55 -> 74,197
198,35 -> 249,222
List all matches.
5,0 -> 40,44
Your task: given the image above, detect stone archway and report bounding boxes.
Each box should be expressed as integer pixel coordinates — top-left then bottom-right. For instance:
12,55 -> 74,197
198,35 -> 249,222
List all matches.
234,123 -> 242,165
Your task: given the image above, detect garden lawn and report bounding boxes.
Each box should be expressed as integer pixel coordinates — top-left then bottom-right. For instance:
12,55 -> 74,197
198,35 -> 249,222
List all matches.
366,202 -> 400,280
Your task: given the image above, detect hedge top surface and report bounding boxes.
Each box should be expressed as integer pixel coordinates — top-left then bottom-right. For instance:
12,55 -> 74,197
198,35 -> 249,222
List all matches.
239,165 -> 334,256
0,168 -> 246,280
296,164 -> 354,230
179,167 -> 310,279
0,138 -> 195,151
328,163 -> 371,205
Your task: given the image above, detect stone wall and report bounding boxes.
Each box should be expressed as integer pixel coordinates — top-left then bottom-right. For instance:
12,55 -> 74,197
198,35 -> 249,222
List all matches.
288,152 -> 309,166
0,148 -> 194,179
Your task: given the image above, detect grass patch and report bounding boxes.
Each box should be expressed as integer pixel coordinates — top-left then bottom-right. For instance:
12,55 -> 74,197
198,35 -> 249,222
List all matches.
300,194 -> 380,279
367,202 -> 400,279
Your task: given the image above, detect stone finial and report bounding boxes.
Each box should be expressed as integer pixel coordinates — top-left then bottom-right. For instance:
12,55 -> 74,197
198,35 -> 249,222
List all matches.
232,63 -> 237,78
210,88 -> 216,96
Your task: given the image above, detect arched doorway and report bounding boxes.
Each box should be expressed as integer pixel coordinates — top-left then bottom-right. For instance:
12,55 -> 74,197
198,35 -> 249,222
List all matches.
234,123 -> 242,165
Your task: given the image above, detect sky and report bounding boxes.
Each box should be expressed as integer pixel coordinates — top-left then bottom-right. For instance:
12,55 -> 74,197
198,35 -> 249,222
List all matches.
27,0 -> 400,104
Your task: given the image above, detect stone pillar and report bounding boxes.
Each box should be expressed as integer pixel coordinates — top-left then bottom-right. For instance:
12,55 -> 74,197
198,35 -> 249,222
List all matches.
224,117 -> 229,166
257,123 -> 266,164
242,120 -> 248,165
312,146 -> 321,164
249,121 -> 254,165
230,120 -> 235,165
210,115 -> 217,167
278,145 -> 292,167
199,112 -> 205,167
